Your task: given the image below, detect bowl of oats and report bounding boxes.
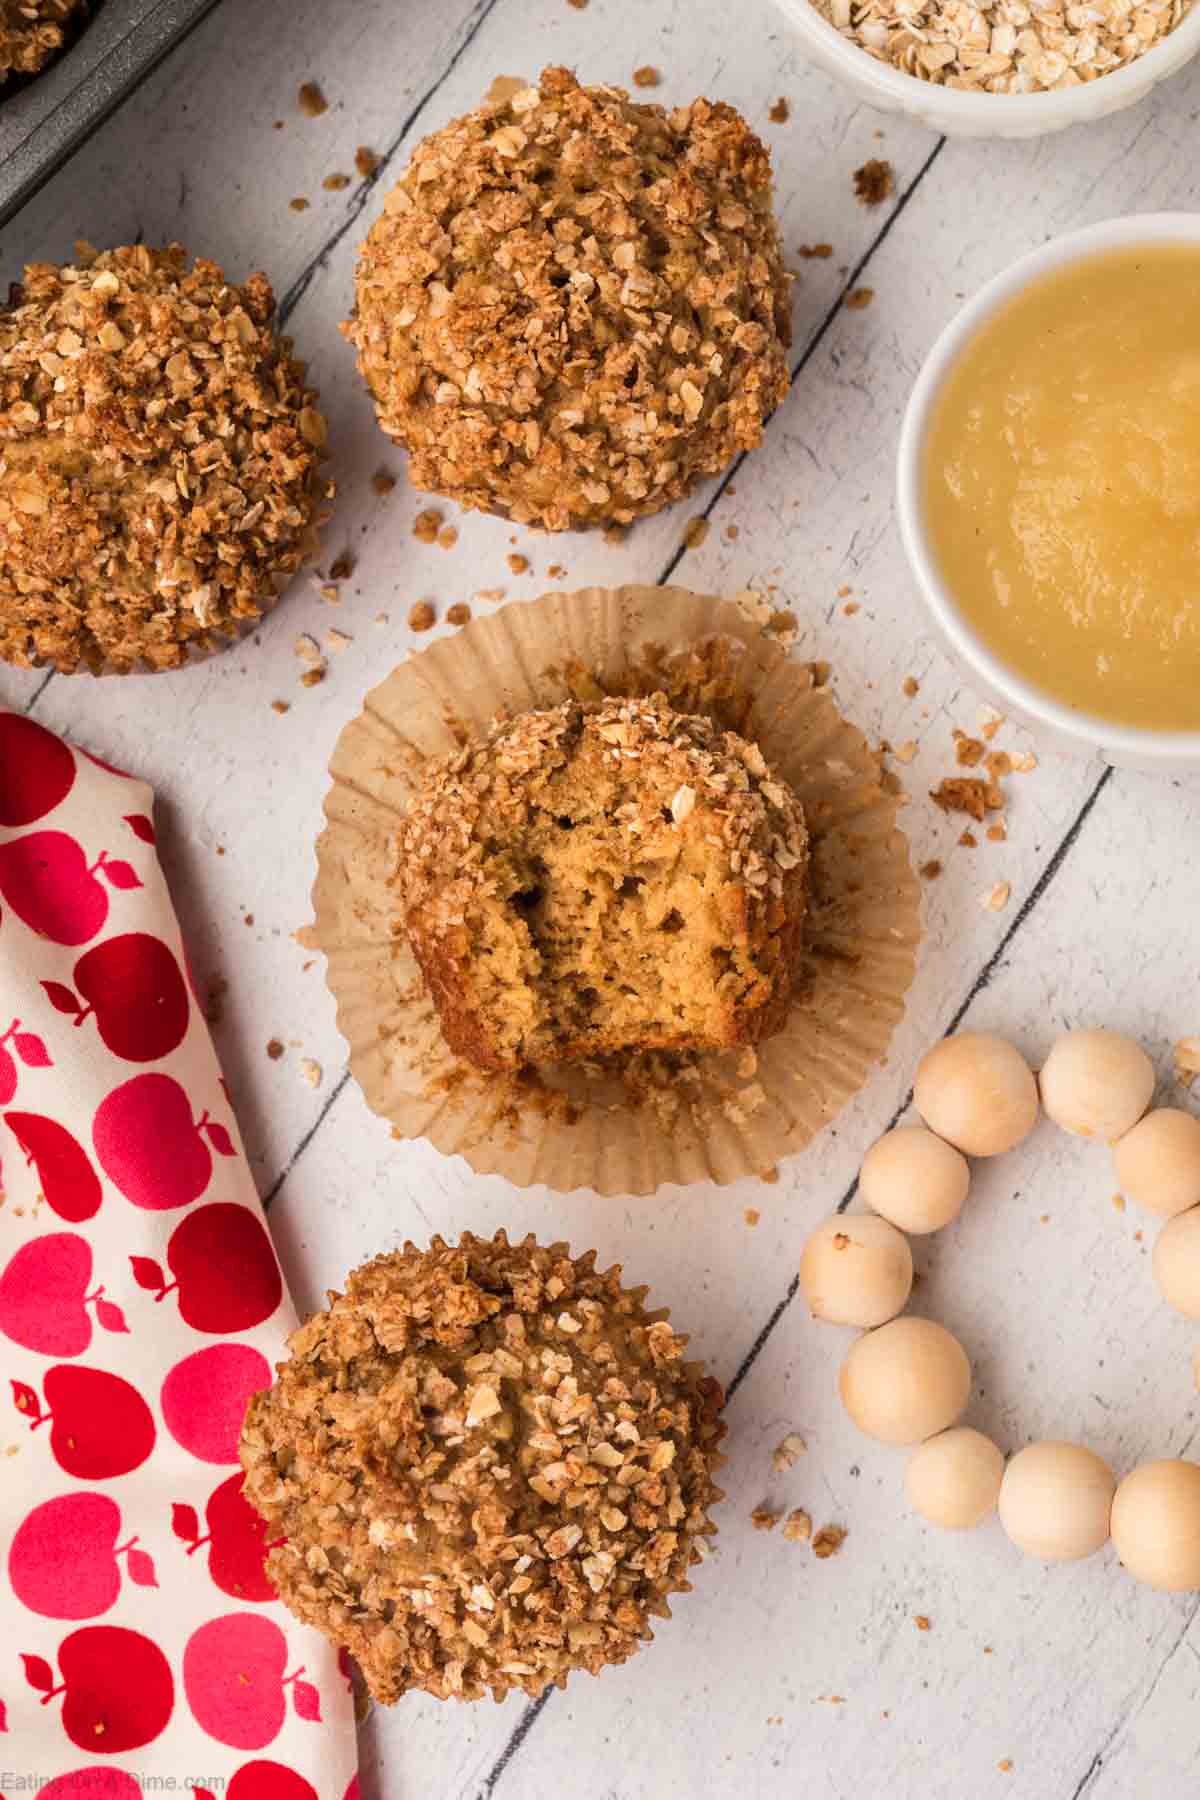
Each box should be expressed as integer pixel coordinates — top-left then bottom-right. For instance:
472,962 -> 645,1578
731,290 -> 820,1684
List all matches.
776,0 -> 1200,135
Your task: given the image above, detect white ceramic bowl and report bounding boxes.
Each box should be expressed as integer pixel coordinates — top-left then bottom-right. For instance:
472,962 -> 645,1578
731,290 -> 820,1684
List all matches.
896,213 -> 1200,772
774,0 -> 1200,138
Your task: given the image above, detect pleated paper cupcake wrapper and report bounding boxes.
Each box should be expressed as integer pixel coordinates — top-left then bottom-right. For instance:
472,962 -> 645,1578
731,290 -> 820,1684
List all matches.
313,584 -> 921,1195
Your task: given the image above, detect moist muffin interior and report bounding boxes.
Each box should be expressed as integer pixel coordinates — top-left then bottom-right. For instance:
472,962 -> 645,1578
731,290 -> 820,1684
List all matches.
398,693 -> 809,1068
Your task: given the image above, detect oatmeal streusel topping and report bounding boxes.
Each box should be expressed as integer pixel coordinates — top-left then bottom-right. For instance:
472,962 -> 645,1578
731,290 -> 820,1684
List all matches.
241,1232 -> 724,1704
0,243 -> 326,672
0,0 -> 82,80
345,66 -> 792,531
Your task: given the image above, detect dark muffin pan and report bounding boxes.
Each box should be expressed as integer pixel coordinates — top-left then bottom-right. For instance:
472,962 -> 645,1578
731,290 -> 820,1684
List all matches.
0,0 -> 221,231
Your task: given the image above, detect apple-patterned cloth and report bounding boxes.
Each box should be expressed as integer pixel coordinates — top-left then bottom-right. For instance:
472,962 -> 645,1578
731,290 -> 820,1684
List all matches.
0,712 -> 358,1800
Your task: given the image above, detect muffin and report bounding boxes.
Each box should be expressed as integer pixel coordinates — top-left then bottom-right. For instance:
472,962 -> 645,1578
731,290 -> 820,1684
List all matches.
0,243 -> 327,673
345,65 -> 791,530
397,692 -> 810,1070
0,0 -> 83,82
240,1231 -> 724,1703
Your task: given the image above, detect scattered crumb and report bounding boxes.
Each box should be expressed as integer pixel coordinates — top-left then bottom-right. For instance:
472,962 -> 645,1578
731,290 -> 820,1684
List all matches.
294,633 -> 323,667
323,173 -> 351,191
981,881 -> 1011,912
772,1433 -> 806,1474
751,1505 -> 781,1532
919,859 -> 943,881
413,508 -> 443,543
837,583 -> 852,598
853,158 -> 894,206
1134,1229 -> 1144,1243
985,748 -> 1012,778
632,65 -> 661,86
326,629 -> 352,654
683,517 -> 709,551
294,925 -> 319,949
893,741 -> 917,765
744,1207 -> 760,1227
297,81 -> 327,117
603,523 -> 628,545
903,675 -> 919,697
507,553 -> 530,575
548,563 -> 568,580
1010,750 -> 1038,773
760,1166 -> 779,1184
567,0 -> 588,8
243,914 -> 254,928
355,146 -> 380,178
330,552 -> 355,582
408,600 -> 436,632
999,1762 -> 1013,1775
798,243 -> 834,259
438,525 -> 458,550
724,523 -> 739,542
1040,1213 -> 1050,1224
267,1039 -> 284,1061
1174,1037 -> 1200,1089
271,700 -> 290,716
299,1058 -> 322,1088
769,96 -> 790,122
446,602 -> 472,627
374,611 -> 389,625
843,601 -> 860,616
299,667 -> 324,688
931,777 -> 1001,821
980,709 -> 1005,740
319,584 -> 340,604
914,1615 -> 931,1632
371,469 -> 397,496
289,197 -> 310,212
1113,1193 -> 1127,1212
783,1509 -> 812,1543
812,1524 -> 847,1560
474,587 -> 506,603
959,829 -> 978,848
954,731 -> 986,767
845,287 -> 874,311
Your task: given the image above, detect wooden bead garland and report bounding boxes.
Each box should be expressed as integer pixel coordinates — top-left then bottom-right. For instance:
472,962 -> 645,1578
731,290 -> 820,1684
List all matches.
799,1028 -> 1200,1592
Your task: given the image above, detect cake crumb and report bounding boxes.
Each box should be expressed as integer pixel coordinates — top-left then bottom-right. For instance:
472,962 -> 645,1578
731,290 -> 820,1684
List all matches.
843,601 -> 860,616
319,584 -> 340,604
769,96 -> 790,122
371,469 -> 397,496
919,859 -> 943,881
837,584 -> 852,598
683,517 -> 709,550
438,525 -> 458,550
297,81 -> 327,117
355,146 -> 380,178
323,172 -> 351,191
548,563 -> 568,580
799,243 -> 834,259
959,828 -> 978,847
760,1166 -> 780,1184
783,1508 -> 812,1543
751,1505 -> 781,1532
812,1524 -> 847,1559
914,1614 -> 931,1632
1113,1192 -> 1127,1212
772,1433 -> 806,1473
267,1039 -> 284,1061
413,509 -> 443,544
603,523 -> 628,545
289,197 -> 310,212
931,778 -> 999,821
299,1058 -> 322,1088
633,65 -> 661,86
893,741 -> 917,765
507,553 -> 530,574
294,633 -> 322,666
271,700 -> 290,716
903,675 -> 919,697
446,602 -> 472,627
409,601 -> 436,632
981,881 -> 1011,912
987,821 -> 1008,843
999,1762 -> 1013,1775
330,552 -> 355,581
845,287 -> 874,311
1174,1037 -> 1200,1089
1010,750 -> 1038,773
300,666 -> 325,688
326,629 -> 352,654
744,1207 -> 760,1226
954,731 -> 986,767
854,159 -> 894,206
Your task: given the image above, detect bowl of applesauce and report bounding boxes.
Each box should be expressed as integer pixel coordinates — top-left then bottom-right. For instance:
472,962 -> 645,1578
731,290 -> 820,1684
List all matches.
898,214 -> 1200,770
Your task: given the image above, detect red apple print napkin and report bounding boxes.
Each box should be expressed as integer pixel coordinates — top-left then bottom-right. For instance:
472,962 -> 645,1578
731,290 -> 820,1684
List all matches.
0,713 -> 359,1800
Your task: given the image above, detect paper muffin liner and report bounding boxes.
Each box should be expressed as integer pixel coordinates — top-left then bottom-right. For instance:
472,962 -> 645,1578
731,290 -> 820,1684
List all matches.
313,584 -> 921,1195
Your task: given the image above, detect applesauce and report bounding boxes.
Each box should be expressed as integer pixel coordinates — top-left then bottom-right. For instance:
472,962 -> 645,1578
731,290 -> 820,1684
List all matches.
923,244 -> 1200,733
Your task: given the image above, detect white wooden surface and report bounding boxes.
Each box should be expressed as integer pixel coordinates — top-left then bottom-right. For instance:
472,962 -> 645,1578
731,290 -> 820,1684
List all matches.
4,2 -> 1200,1795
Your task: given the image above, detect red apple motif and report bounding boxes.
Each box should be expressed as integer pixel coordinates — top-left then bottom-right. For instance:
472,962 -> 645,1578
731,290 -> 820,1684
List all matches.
136,1205 -> 282,1332
344,1779 -> 360,1800
39,1771 -> 142,1800
161,1345 -> 270,1464
184,1614 -> 288,1749
172,1473 -> 277,1603
0,1019 -> 53,1106
9,1492 -> 136,1618
0,716 -> 75,827
4,1113 -> 102,1222
93,1073 -> 232,1211
26,1625 -> 173,1752
230,1764 -> 319,1800
0,833 -> 130,946
48,934 -> 190,1064
15,1365 -> 156,1479
0,1233 -> 94,1356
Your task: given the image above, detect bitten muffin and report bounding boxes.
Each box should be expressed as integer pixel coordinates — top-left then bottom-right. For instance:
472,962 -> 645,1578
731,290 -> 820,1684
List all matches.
396,692 -> 809,1070
240,1232 -> 725,1704
0,243 -> 327,673
0,0 -> 83,82
345,65 -> 792,530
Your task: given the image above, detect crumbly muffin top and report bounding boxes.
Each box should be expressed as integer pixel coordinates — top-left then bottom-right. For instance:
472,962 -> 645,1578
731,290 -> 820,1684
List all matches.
0,0 -> 81,80
240,1232 -> 724,1704
0,243 -> 326,672
346,65 -> 792,530
399,692 -> 809,929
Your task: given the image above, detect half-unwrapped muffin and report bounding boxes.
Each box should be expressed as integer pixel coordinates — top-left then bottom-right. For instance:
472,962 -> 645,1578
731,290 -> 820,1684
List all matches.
240,1231 -> 724,1703
396,692 -> 809,1069
0,243 -> 326,673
